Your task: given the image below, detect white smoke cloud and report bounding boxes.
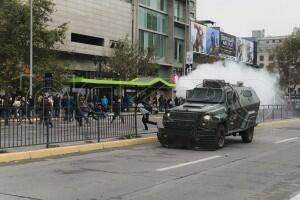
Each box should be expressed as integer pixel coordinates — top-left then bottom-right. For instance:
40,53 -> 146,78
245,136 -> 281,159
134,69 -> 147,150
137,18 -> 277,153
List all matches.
176,61 -> 284,105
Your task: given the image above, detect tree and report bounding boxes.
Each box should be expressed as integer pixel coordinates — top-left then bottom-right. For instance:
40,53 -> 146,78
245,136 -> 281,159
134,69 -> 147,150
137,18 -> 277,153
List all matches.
0,0 -> 68,93
108,37 -> 157,80
270,32 -> 300,91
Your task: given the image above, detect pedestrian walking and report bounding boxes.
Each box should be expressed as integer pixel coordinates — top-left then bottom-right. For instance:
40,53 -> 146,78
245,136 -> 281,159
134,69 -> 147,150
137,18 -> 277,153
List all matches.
137,101 -> 157,130
123,94 -> 130,112
53,94 -> 61,118
101,96 -> 109,112
3,94 -> 12,126
42,96 -> 53,128
111,97 -> 124,124
75,96 -> 89,126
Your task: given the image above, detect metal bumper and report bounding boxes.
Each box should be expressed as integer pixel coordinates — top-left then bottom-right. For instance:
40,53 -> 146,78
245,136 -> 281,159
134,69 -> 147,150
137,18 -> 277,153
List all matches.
158,127 -> 216,146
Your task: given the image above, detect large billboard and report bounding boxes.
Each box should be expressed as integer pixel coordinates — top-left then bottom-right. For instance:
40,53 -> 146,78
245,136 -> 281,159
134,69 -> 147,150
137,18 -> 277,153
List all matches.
191,21 -> 206,54
236,38 -> 254,65
205,27 -> 220,56
220,32 -> 236,60
191,22 -> 220,55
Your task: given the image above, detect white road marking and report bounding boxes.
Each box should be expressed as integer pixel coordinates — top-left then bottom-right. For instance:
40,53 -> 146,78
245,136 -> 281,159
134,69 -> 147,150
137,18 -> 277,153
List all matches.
156,155 -> 222,172
290,193 -> 300,200
275,137 -> 299,144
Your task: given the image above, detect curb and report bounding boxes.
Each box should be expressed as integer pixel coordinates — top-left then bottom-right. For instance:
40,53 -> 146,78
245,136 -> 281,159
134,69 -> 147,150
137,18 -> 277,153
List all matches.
0,137 -> 158,164
257,118 -> 300,128
0,118 -> 299,164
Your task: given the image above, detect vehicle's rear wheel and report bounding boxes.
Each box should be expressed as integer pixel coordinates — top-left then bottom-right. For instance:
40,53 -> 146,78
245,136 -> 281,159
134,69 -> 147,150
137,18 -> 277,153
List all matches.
241,127 -> 254,143
216,125 -> 226,149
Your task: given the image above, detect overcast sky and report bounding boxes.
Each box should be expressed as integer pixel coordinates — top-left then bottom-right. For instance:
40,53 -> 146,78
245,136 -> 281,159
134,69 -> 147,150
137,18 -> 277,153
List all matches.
196,0 -> 300,37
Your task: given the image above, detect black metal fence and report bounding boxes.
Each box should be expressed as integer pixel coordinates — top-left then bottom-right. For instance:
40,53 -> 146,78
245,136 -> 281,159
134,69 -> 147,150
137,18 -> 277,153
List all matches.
0,105 -> 299,149
257,105 -> 300,123
0,107 -> 139,149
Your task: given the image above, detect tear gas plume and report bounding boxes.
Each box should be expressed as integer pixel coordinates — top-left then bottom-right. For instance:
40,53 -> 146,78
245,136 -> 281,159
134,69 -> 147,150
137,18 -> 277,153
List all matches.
176,61 -> 284,105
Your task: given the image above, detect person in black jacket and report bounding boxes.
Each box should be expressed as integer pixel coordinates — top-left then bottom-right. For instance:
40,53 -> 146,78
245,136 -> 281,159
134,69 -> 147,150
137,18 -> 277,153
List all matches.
3,94 -> 12,126
111,97 -> 124,124
42,96 -> 53,128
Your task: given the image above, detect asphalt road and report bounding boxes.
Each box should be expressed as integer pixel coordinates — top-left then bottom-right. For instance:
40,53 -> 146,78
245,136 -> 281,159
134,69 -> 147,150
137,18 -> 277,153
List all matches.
0,123 -> 300,200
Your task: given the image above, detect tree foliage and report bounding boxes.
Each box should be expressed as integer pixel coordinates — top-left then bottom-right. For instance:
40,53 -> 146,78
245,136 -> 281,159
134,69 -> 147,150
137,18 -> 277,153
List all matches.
271,32 -> 300,89
108,37 -> 157,80
0,0 -> 68,93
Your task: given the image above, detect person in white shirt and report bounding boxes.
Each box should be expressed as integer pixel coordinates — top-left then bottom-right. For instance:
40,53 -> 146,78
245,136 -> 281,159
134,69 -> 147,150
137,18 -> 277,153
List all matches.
137,102 -> 157,130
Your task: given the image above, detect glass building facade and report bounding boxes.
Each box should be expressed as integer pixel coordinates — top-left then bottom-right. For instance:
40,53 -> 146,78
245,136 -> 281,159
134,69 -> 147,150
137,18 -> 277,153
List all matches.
137,0 -> 196,79
138,1 -> 168,61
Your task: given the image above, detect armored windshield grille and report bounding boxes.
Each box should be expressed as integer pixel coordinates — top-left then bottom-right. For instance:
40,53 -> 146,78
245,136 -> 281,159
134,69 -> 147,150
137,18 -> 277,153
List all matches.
170,112 -> 196,120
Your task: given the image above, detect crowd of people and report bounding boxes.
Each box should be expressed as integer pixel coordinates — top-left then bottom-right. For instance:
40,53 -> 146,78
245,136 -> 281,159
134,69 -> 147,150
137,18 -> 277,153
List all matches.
0,92 -> 184,129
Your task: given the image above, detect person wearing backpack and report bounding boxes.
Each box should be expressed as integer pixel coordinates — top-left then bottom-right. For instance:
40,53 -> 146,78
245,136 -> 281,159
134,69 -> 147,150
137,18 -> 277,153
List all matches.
137,101 -> 157,131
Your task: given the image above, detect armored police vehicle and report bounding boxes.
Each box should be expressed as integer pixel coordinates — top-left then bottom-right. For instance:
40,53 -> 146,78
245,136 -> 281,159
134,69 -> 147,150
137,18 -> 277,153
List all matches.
158,79 -> 260,150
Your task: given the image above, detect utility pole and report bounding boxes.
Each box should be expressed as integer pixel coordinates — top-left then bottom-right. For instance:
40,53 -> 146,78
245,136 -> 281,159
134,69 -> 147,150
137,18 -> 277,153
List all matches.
29,0 -> 33,96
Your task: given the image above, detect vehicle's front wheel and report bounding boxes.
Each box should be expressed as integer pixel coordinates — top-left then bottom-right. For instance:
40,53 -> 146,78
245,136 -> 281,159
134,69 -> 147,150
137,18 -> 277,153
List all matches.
216,125 -> 226,149
241,127 -> 254,143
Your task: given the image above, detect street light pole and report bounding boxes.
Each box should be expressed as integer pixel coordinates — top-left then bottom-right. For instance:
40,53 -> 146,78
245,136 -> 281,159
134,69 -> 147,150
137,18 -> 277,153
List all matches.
29,0 -> 33,96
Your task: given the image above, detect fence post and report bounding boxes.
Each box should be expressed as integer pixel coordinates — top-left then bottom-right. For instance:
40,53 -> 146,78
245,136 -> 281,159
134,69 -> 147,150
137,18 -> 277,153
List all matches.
46,123 -> 49,148
281,105 -> 283,119
272,106 -> 274,120
262,107 -> 265,122
97,118 -> 100,143
134,106 -> 138,137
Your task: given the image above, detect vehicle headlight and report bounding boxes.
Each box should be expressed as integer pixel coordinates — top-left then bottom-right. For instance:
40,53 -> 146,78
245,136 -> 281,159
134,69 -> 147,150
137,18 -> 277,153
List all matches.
166,112 -> 171,118
203,115 -> 211,121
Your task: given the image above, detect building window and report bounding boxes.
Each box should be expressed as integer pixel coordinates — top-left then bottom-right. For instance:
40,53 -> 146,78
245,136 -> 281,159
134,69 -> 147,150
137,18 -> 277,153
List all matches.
279,39 -> 282,43
139,0 -> 167,12
259,63 -> 264,67
269,55 -> 274,61
273,40 -> 276,43
139,30 -> 166,59
174,0 -> 185,22
174,39 -> 184,63
266,40 -> 269,44
174,26 -> 185,39
71,33 -> 104,46
139,7 -> 167,34
189,1 -> 195,8
259,55 -> 264,61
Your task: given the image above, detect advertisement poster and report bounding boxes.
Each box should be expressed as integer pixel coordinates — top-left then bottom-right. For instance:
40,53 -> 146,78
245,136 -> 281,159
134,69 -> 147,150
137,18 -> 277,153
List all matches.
191,21 -> 206,54
220,32 -> 236,60
205,27 -> 220,56
236,38 -> 254,64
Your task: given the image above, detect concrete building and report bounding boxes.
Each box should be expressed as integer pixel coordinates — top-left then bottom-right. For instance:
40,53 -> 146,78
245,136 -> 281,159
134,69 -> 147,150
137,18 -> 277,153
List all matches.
50,0 -> 196,80
252,30 -> 287,68
252,29 -> 300,96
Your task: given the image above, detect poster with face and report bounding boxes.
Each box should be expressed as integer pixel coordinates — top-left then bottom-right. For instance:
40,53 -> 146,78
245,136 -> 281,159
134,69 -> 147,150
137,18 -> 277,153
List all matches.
191,21 -> 206,54
236,38 -> 254,64
220,32 -> 236,60
205,27 -> 220,56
